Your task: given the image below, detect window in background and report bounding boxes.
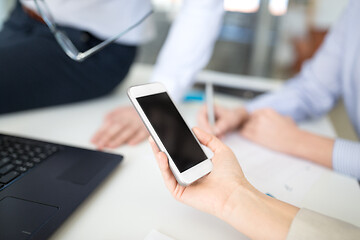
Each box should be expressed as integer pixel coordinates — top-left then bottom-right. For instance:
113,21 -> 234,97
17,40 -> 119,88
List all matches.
134,0 -> 349,79
269,0 -> 289,16
224,0 -> 260,13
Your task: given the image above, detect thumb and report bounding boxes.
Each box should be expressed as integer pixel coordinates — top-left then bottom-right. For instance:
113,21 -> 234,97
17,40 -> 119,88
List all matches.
193,127 -> 224,153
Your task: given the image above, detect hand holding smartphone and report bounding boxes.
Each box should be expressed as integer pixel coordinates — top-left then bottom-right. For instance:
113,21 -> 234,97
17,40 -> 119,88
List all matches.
128,83 -> 213,186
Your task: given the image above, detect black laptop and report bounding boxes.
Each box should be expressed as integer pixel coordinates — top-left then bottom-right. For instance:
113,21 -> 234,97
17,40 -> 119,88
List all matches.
0,133 -> 123,240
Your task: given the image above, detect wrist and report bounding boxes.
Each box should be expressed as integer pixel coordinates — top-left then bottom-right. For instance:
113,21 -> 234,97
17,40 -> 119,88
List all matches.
220,181 -> 259,224
220,181 -> 299,240
280,127 -> 307,155
234,107 -> 249,127
289,129 -> 334,168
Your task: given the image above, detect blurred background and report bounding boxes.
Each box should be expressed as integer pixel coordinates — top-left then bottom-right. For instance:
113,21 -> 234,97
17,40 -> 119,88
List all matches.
0,0 -> 356,140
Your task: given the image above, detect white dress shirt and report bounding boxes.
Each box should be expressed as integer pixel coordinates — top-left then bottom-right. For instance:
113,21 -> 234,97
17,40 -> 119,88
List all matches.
149,0 -> 224,101
21,0 -> 225,101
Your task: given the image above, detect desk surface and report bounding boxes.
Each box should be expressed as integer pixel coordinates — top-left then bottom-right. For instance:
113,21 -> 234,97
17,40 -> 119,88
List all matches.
0,64 -> 359,240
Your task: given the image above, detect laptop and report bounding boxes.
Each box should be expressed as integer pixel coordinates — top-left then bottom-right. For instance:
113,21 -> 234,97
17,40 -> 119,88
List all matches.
0,132 -> 123,240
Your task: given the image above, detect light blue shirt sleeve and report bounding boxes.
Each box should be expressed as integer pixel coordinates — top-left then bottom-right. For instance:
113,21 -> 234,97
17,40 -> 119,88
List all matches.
245,1 -> 360,180
245,4 -> 348,121
333,139 -> 360,180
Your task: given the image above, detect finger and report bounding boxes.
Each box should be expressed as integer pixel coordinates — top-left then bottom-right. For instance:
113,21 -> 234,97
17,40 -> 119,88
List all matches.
156,151 -> 177,193
148,137 -> 177,193
106,125 -> 137,148
246,113 -> 260,124
197,105 -> 207,123
213,104 -> 226,115
240,121 -> 256,140
96,122 -> 126,149
127,129 -> 149,146
197,105 -> 214,134
193,127 -> 225,153
92,122 -> 123,149
197,114 -> 214,134
91,120 -> 113,144
149,136 -> 160,154
105,107 -> 123,121
199,104 -> 207,115
214,118 -> 232,136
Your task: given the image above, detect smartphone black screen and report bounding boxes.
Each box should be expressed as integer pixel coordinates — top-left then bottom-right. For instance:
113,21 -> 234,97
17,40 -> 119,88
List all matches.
137,92 -> 207,173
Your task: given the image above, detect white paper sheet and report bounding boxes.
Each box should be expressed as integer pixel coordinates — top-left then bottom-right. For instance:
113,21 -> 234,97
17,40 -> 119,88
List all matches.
223,133 -> 325,206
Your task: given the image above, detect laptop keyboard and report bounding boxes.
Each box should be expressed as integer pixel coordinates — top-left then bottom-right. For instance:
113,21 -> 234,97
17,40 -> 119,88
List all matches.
0,135 -> 60,191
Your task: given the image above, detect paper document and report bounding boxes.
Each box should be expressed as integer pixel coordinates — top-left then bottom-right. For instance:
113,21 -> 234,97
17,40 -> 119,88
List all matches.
223,133 -> 325,206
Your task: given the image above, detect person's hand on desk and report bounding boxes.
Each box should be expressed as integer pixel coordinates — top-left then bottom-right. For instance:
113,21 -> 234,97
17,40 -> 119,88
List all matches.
149,127 -> 299,240
197,105 -> 249,137
241,108 -> 299,153
91,106 -> 149,149
241,108 -> 334,168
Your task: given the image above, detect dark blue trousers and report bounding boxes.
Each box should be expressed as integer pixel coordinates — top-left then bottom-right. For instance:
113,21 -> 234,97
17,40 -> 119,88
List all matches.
0,3 -> 137,114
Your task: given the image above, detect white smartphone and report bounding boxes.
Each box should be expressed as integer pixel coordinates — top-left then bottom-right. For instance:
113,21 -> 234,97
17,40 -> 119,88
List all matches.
128,82 -> 213,186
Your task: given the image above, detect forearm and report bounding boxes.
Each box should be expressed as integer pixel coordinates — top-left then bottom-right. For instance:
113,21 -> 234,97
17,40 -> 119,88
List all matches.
221,184 -> 299,240
287,129 -> 334,168
293,135 -> 360,178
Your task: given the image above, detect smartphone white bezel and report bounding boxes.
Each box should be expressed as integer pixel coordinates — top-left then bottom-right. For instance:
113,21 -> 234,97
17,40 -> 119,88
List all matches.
128,82 -> 213,186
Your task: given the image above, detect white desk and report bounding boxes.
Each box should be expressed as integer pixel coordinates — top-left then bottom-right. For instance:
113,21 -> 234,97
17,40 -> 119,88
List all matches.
0,64 -> 359,240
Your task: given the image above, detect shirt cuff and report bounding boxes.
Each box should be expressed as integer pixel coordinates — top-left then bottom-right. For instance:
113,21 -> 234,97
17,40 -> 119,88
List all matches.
244,97 -> 269,113
333,138 -> 360,180
286,208 -> 360,240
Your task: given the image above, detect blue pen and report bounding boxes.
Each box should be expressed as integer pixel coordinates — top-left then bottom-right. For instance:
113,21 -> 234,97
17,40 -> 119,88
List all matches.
265,193 -> 276,198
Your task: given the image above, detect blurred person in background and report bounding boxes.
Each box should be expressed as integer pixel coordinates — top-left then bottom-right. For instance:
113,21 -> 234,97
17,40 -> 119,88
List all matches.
1,0 -> 144,113
198,0 -> 360,180
91,0 -> 225,148
0,0 -> 223,144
